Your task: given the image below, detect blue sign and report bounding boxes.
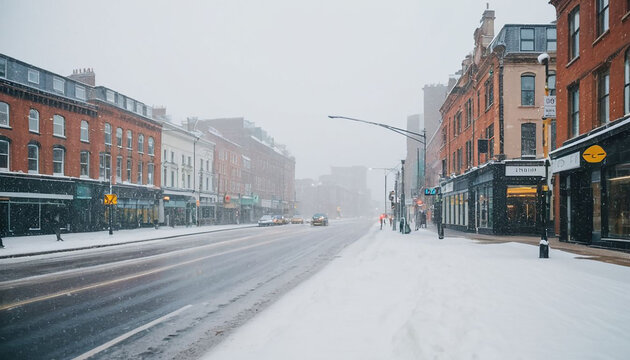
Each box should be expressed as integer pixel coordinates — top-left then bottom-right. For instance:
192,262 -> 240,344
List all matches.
424,187 -> 440,196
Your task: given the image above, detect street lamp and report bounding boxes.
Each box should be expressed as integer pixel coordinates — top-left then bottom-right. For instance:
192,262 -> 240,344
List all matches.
369,164 -> 400,216
537,52 -> 551,258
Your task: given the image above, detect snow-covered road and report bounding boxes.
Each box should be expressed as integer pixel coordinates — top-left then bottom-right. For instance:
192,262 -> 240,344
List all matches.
205,225 -> 630,359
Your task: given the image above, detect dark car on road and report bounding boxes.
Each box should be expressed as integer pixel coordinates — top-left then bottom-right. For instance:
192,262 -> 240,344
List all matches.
311,213 -> 329,226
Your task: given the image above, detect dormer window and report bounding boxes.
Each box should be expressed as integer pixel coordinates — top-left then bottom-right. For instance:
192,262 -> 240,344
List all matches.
126,98 -> 134,112
28,69 -> 39,84
106,89 -> 115,103
520,28 -> 534,51
53,76 -> 65,94
75,85 -> 86,100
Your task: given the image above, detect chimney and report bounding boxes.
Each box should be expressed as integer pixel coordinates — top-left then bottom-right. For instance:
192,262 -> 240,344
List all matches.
479,7 -> 495,48
68,68 -> 96,86
152,106 -> 167,119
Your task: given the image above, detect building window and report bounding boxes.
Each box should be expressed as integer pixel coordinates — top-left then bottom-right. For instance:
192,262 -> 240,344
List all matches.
116,128 -> 123,147
569,7 -> 580,60
99,153 -> 111,180
548,72 -> 556,96
456,148 -> 462,174
75,85 -> 86,100
187,174 -> 191,188
104,123 -> 113,145
138,134 -> 144,153
126,158 -> 132,182
106,90 -> 115,103
546,28 -> 557,52
53,147 -> 64,175
596,0 -> 609,37
125,98 -> 134,112
29,109 -> 39,133
520,28 -> 534,51
137,161 -> 143,184
521,74 -> 535,106
81,120 -> 90,142
521,123 -> 536,158
0,102 -> 8,127
126,130 -> 132,150
181,154 -> 185,165
163,167 -> 167,187
487,124 -> 495,159
53,114 -> 65,137
625,50 -> 629,115
0,140 -> 8,171
170,151 -> 174,163
148,137 -> 154,156
28,144 -> 39,173
465,99 -> 472,128
569,85 -> 580,138
80,151 -> 89,177
187,156 -> 191,166
116,156 -> 122,182
28,69 -> 40,84
53,77 -> 65,94
0,58 -> 6,78
598,69 -> 610,124
170,170 -> 174,187
485,79 -> 494,109
148,163 -> 154,185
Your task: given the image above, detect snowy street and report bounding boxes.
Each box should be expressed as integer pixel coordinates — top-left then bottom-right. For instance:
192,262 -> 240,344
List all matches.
206,224 -> 630,360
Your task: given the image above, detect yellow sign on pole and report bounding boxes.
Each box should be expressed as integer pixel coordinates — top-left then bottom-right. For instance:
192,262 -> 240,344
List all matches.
582,145 -> 607,163
104,194 -> 118,205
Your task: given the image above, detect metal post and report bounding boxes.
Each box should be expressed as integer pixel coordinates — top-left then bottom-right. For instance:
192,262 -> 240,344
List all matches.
539,56 -> 550,258
108,176 -> 113,235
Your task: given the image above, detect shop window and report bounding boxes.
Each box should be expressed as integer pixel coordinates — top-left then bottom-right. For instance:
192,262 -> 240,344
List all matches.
607,163 -> 630,239
592,171 -> 601,240
506,186 -> 537,229
29,109 -> 39,133
28,144 -> 39,173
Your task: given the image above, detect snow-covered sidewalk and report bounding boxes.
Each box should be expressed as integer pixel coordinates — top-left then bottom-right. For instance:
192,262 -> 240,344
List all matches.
0,224 -> 254,259
205,224 -> 630,359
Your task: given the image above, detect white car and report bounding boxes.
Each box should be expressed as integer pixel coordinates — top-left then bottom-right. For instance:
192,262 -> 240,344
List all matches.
258,215 -> 274,227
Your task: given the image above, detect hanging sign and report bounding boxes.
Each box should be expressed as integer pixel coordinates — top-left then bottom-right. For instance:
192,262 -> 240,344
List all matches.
104,194 -> 118,205
544,96 -> 556,118
582,145 -> 606,163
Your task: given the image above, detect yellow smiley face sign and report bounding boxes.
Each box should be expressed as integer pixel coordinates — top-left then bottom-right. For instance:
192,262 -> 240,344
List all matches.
582,145 -> 606,163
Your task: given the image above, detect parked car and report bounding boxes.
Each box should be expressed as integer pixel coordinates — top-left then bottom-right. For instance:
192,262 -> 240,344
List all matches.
291,216 -> 304,224
272,215 -> 286,225
258,215 -> 274,227
311,213 -> 329,226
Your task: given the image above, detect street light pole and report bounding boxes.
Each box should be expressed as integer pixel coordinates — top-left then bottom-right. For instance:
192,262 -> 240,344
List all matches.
538,52 -> 551,258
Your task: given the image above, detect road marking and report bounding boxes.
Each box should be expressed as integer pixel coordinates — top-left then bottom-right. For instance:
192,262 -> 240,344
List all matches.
72,304 -> 192,360
0,237 -> 286,311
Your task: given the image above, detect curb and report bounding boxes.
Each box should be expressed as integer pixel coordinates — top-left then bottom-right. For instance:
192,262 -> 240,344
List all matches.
0,225 -> 258,260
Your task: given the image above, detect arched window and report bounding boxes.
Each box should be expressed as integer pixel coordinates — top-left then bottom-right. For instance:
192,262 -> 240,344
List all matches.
53,147 -> 65,175
521,74 -> 535,106
28,144 -> 39,173
148,137 -> 154,156
126,130 -> 133,150
53,114 -> 65,137
104,123 -> 111,145
138,134 -> 144,153
29,109 -> 39,133
116,127 -> 123,147
81,120 -> 90,142
0,102 -> 9,127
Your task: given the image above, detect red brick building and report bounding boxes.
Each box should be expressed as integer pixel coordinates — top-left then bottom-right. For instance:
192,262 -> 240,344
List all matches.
0,54 -> 162,235
549,0 -> 630,248
435,9 -> 557,235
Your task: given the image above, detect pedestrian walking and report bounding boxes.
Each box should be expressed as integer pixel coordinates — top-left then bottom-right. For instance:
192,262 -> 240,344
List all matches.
379,214 -> 384,230
421,210 -> 427,228
54,213 -> 64,241
0,232 -> 4,248
414,210 -> 420,231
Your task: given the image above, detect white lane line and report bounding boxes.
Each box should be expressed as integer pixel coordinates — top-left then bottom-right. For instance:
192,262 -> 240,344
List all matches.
72,304 -> 193,360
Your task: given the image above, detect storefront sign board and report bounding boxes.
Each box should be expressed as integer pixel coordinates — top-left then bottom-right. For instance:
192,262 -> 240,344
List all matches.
551,151 -> 580,173
505,166 -> 545,177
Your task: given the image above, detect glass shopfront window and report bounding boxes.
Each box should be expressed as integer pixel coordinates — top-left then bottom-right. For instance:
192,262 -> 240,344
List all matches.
506,186 -> 537,229
592,170 -> 601,240
476,185 -> 493,229
607,163 -> 630,239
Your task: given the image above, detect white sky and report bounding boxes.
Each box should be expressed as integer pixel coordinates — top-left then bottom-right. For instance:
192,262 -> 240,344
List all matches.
0,0 -> 556,201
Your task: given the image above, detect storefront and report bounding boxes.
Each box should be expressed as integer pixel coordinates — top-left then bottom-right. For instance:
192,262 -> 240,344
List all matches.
551,115 -> 630,250
440,160 -> 546,235
161,189 -> 196,227
111,184 -> 160,229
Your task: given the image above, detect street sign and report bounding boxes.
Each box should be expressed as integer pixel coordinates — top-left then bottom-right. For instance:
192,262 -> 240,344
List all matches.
424,187 -> 440,196
582,145 -> 606,163
544,96 -> 556,118
104,194 -> 118,205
